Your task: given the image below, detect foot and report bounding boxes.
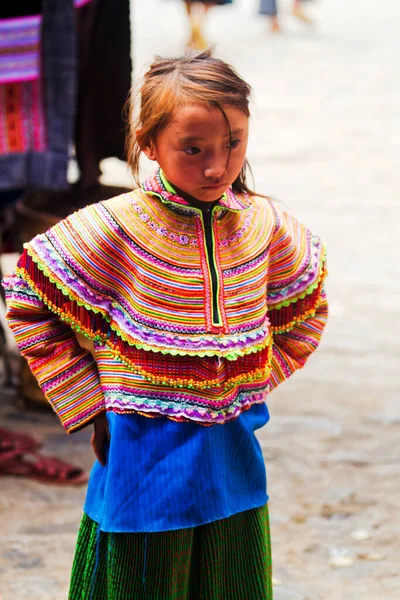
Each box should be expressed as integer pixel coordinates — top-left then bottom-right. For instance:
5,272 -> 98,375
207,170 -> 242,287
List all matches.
291,5 -> 313,24
269,16 -> 281,33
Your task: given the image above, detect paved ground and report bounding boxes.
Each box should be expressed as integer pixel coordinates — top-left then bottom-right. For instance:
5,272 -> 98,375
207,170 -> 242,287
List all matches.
1,0 -> 399,598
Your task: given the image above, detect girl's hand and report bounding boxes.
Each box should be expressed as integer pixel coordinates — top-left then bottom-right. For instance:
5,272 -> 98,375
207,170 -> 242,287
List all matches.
91,412 -> 110,467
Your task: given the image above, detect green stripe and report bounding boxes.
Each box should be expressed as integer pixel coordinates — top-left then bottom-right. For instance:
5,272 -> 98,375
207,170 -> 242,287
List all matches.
69,506 -> 273,599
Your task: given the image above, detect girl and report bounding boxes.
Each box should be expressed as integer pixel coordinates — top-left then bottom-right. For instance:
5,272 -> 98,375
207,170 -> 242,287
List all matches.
3,50 -> 328,599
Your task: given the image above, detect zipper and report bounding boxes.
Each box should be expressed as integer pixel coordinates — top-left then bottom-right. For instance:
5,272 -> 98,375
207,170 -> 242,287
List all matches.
146,186 -> 224,329
200,207 -> 222,327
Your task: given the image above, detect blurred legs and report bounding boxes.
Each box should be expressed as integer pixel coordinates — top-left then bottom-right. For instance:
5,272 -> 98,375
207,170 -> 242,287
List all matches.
260,0 -> 313,31
185,1 -> 210,50
292,0 -> 313,24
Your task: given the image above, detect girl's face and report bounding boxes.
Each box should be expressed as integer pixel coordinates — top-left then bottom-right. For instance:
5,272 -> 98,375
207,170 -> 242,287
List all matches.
143,103 -> 249,204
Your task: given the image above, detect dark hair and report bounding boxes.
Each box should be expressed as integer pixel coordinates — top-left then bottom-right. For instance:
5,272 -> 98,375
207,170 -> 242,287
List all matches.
126,49 -> 257,195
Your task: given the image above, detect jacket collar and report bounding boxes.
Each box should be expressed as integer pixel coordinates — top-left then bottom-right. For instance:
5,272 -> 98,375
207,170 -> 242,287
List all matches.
141,169 -> 250,215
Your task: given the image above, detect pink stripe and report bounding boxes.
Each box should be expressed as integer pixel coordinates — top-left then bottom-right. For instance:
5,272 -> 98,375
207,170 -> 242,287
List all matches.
0,16 -> 41,83
74,0 -> 94,7
0,74 -> 39,84
0,35 -> 40,47
0,16 -> 41,28
0,51 -> 39,60
0,24 -> 40,35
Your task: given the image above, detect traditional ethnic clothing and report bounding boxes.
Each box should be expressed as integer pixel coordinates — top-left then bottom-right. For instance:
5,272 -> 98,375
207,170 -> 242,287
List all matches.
84,404 -> 269,532
3,170 -> 328,598
4,171 -> 328,430
0,0 -> 131,191
70,505 -> 272,600
0,1 -> 76,189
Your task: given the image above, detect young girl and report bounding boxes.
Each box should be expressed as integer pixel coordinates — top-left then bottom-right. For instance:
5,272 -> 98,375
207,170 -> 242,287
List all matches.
4,50 -> 328,599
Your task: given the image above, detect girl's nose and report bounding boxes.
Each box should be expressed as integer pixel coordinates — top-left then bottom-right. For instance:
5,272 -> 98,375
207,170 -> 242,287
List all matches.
203,153 -> 227,180
204,162 -> 226,179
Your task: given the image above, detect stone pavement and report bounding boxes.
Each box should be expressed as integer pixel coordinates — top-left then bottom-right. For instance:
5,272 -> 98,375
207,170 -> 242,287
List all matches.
1,0 -> 399,598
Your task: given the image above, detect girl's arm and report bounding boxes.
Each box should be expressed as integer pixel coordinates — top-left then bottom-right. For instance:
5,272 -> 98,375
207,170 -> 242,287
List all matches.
268,290 -> 328,390
267,202 -> 328,390
4,275 -> 105,434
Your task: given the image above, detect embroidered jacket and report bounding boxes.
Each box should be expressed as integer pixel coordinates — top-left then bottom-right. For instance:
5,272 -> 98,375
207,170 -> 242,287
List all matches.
4,172 -> 328,433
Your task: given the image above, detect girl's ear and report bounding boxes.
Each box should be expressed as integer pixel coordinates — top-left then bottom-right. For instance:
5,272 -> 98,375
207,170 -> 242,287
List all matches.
136,128 -> 157,161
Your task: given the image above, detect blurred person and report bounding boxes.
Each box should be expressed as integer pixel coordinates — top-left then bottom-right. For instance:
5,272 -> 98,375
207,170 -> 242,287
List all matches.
260,0 -> 313,33
184,0 -> 233,49
4,50 -> 328,597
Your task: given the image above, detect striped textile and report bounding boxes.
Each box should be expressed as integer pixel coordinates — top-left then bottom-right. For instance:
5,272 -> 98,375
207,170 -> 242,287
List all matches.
0,79 -> 46,154
0,15 -> 45,154
69,506 -> 272,599
0,16 -> 41,84
0,1 -> 93,84
0,1 -> 94,157
3,173 -> 328,432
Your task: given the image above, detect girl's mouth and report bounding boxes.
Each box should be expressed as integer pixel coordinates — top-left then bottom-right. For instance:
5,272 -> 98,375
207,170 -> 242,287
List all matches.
202,183 -> 226,190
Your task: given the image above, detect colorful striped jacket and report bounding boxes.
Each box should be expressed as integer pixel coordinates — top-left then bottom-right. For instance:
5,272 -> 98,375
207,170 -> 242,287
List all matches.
3,172 -> 328,433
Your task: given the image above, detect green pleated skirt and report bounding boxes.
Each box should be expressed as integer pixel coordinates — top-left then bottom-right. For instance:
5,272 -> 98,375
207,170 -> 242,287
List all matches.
69,505 -> 273,599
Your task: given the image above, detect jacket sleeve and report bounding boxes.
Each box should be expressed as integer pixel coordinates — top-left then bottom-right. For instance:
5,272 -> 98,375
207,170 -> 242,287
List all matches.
268,293 -> 328,391
266,203 -> 328,391
3,273 -> 105,433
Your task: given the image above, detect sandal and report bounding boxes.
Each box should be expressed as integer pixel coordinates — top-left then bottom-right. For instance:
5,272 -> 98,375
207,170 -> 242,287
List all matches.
0,452 -> 89,486
0,427 -> 42,463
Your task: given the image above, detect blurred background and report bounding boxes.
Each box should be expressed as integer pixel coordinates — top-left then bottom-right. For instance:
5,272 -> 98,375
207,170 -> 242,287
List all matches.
0,1 -> 399,598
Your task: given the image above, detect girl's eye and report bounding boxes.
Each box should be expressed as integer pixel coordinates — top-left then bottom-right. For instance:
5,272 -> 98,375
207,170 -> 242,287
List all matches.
183,147 -> 201,156
228,139 -> 241,149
